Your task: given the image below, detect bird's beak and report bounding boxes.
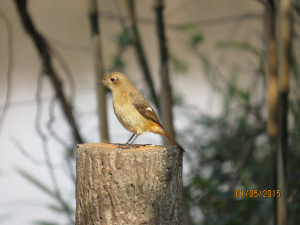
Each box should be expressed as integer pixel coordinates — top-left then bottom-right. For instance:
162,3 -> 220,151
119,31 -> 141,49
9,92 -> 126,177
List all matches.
97,80 -> 104,85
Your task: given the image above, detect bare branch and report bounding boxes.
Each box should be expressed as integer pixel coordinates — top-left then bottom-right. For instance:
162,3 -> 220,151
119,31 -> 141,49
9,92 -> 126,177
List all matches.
11,137 -> 64,169
125,0 -> 159,110
0,8 -> 13,135
46,97 -> 76,182
47,35 -> 90,52
50,47 -> 76,105
35,69 -> 74,224
99,10 -> 262,29
14,0 -> 83,144
46,97 -> 70,149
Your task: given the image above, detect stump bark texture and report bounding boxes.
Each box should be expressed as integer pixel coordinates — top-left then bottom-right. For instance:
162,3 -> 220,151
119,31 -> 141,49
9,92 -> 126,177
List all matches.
76,143 -> 183,225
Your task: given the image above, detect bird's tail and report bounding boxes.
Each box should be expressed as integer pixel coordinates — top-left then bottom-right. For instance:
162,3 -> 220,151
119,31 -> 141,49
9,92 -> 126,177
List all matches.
162,129 -> 185,152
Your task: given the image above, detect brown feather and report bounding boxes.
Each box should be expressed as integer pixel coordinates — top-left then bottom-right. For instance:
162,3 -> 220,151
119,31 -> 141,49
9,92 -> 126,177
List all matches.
129,93 -> 162,126
129,93 -> 185,152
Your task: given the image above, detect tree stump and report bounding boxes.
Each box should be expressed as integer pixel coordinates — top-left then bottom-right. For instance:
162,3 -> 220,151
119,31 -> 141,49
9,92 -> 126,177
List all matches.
75,143 -> 183,225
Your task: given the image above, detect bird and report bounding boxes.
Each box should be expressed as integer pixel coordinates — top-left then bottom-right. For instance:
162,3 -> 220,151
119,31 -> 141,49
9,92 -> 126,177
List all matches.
97,72 -> 185,152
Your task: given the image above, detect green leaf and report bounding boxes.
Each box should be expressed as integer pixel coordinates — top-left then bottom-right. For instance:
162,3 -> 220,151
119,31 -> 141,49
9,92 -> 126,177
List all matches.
169,54 -> 188,74
236,88 -> 250,102
15,168 -> 58,201
173,90 -> 184,105
191,33 -> 205,46
115,29 -> 132,48
196,114 -> 216,127
110,54 -> 126,71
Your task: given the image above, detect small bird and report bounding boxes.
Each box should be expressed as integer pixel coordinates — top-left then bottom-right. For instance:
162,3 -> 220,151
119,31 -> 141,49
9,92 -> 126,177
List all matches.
97,72 -> 185,152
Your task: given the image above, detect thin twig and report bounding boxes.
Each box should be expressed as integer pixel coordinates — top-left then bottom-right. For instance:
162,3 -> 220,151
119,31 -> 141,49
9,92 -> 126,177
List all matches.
35,69 -> 74,224
125,0 -> 159,110
11,137 -> 64,169
98,10 -> 262,29
50,46 -> 76,105
46,97 -> 70,149
0,97 -> 52,109
108,0 -> 131,72
14,0 -> 83,144
0,8 -> 13,136
65,156 -> 76,183
217,13 -> 252,69
47,35 -> 90,52
113,0 -> 127,28
165,0 -> 199,19
46,97 -> 76,182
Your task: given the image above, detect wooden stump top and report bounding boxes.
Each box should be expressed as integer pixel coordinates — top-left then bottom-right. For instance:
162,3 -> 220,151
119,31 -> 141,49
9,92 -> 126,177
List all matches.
78,143 -> 171,151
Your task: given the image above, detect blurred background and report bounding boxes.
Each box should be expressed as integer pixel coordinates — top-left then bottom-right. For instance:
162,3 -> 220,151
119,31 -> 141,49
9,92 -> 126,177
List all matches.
0,0 -> 299,224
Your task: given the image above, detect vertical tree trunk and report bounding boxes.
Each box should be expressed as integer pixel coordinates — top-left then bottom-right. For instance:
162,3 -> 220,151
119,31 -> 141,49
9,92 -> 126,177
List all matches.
277,0 -> 291,224
154,0 -> 176,146
88,0 -> 109,143
125,0 -> 159,110
76,143 -> 183,225
266,1 -> 279,224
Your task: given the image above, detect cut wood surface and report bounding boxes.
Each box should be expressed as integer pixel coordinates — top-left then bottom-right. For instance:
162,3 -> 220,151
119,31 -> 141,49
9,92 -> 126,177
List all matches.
76,143 -> 183,225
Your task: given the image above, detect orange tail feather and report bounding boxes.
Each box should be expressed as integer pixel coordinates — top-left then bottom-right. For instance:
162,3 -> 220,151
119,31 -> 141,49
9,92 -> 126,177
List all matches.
162,129 -> 185,152
151,123 -> 185,152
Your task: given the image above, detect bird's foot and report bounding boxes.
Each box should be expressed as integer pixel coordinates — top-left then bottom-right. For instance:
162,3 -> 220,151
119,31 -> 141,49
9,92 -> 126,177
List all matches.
114,143 -> 130,149
129,144 -> 140,149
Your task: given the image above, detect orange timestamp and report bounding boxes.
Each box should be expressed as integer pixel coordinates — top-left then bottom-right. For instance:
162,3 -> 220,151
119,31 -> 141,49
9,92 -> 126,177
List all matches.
235,189 -> 281,198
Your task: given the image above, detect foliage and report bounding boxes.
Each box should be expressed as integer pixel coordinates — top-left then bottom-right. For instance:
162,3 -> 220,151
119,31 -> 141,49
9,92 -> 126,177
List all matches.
109,29 -> 132,72
170,53 -> 189,75
181,22 -> 300,225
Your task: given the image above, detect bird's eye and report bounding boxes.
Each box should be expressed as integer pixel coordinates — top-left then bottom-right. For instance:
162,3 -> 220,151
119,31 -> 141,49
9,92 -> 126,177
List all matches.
110,78 -> 115,82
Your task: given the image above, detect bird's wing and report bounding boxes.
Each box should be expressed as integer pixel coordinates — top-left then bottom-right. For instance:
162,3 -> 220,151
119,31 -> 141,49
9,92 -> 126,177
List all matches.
129,93 -> 162,126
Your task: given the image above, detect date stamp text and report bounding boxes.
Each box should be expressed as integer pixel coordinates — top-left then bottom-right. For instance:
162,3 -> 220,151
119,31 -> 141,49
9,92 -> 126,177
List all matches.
235,189 -> 281,198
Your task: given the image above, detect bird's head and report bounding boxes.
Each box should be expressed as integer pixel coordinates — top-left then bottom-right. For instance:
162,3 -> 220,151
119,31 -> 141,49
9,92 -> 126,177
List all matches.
97,72 -> 134,91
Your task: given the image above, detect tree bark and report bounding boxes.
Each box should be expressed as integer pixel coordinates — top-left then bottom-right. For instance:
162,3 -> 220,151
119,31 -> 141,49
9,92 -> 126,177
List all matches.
88,0 -> 110,143
154,0 -> 176,146
76,143 -> 183,225
125,0 -> 159,111
277,0 -> 291,224
265,1 -> 279,224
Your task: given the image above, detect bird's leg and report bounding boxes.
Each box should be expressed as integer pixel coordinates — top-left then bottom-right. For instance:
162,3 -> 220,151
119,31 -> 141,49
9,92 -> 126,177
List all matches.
119,134 -> 136,149
130,134 -> 140,144
118,134 -> 140,149
126,134 -> 136,144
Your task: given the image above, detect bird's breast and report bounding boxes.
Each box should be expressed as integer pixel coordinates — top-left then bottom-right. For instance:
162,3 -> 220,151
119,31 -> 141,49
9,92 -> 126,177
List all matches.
112,95 -> 153,134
